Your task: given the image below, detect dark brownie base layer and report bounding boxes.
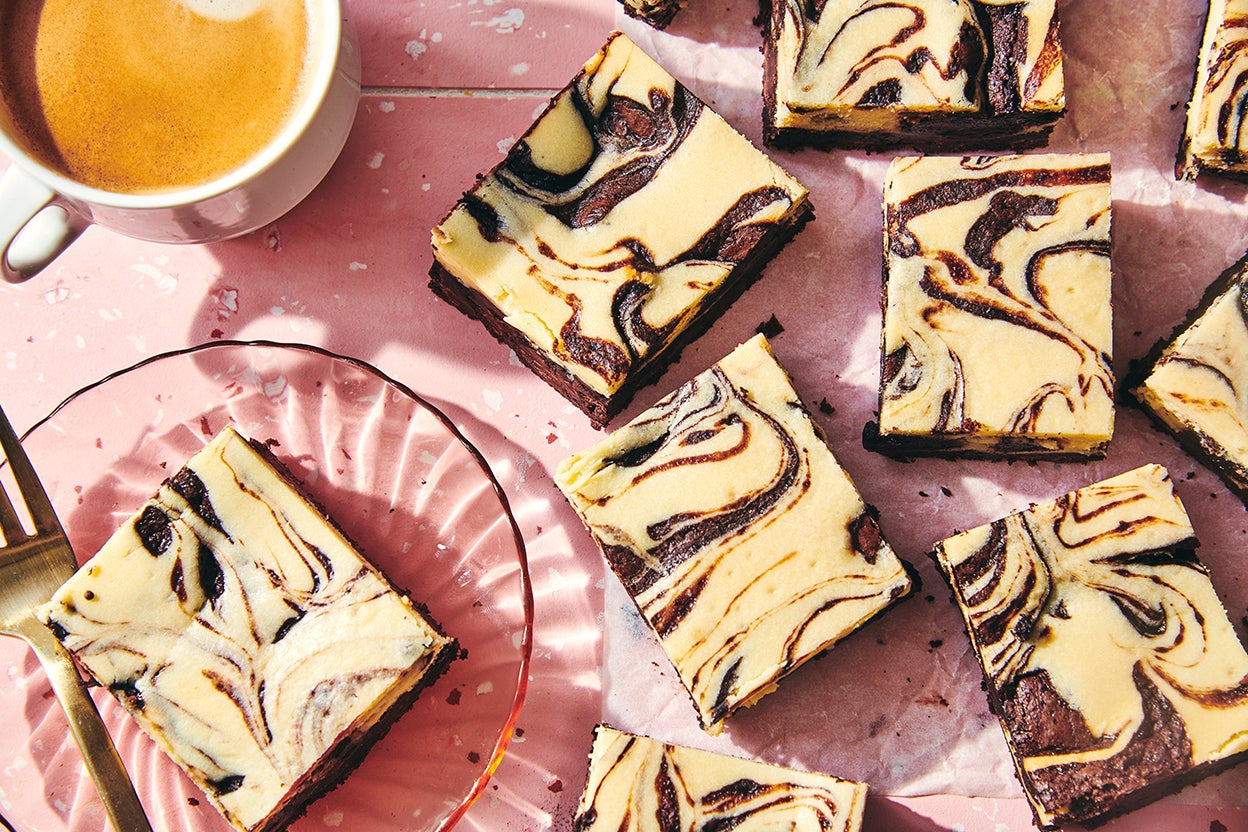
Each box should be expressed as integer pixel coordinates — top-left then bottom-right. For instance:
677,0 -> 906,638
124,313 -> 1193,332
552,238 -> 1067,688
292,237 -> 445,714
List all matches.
763,117 -> 1059,153
429,202 -> 815,430
861,421 -> 1110,462
995,664 -> 1248,830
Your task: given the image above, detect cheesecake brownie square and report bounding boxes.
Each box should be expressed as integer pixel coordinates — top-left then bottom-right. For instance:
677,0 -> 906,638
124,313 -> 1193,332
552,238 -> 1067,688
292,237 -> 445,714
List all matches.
40,426 -> 458,832
1129,249 -> 1248,503
617,0 -> 688,28
865,152 -> 1114,459
930,464 -> 1248,829
763,0 -> 1066,150
1177,0 -> 1248,180
556,334 -> 914,733
575,724 -> 868,831
431,31 -> 813,429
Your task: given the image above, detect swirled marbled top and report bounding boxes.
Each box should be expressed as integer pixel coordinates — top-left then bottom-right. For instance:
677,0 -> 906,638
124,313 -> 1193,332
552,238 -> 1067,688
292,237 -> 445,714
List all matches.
40,427 -> 457,832
556,335 -> 913,733
871,152 -> 1113,458
431,32 -> 811,425
764,0 -> 1065,148
1132,256 -> 1248,502
574,724 -> 867,832
931,464 -> 1248,828
1179,0 -> 1248,179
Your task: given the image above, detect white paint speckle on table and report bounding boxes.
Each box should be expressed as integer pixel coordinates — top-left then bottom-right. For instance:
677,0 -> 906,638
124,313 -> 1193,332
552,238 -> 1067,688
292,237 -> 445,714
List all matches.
42,284 -> 73,305
471,7 -> 524,34
211,287 -> 239,319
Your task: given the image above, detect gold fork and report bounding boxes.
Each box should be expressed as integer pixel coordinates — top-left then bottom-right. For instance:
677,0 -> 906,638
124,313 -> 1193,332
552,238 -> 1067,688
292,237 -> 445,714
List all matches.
0,404 -> 153,832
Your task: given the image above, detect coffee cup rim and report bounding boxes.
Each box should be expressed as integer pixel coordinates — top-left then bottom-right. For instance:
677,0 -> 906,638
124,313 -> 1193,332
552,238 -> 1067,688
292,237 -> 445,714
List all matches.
0,0 -> 346,212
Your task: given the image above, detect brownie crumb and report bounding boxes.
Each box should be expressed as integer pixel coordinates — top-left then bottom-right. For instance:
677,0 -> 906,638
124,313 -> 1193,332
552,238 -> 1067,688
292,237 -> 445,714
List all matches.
548,779 -> 564,793
755,314 -> 784,338
940,486 -> 953,497
818,398 -> 834,415
929,639 -> 943,650
446,688 -> 462,706
1211,821 -> 1227,832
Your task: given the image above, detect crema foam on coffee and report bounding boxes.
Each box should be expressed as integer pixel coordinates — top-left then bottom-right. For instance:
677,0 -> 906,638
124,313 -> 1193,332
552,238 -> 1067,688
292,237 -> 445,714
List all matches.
0,0 -> 311,193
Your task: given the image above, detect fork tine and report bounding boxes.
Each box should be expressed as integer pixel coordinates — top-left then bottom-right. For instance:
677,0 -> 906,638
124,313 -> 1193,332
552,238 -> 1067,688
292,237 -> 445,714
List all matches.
0,470 -> 23,543
0,403 -> 62,538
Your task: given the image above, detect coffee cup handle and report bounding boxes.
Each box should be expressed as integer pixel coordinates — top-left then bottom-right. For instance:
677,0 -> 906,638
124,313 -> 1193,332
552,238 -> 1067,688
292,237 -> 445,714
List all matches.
1,164 -> 86,284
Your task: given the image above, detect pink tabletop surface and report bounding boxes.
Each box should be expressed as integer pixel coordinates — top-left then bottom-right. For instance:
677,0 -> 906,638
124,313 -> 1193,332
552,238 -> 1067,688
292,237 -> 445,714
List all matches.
3,1 -> 1248,831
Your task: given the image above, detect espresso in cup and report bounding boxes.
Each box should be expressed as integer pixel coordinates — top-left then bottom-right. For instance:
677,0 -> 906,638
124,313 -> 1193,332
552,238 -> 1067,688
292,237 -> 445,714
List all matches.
0,0 -> 311,194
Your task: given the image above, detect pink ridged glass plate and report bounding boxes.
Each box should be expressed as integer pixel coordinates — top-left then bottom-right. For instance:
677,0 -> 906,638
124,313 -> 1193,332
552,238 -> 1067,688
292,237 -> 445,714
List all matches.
0,341 -> 533,832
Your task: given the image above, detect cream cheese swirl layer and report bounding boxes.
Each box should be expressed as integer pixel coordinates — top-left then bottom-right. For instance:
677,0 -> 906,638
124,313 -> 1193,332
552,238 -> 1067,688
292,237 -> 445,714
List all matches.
574,725 -> 868,832
40,427 -> 455,832
1179,0 -> 1248,178
1133,263 -> 1248,501
767,0 -> 1064,137
875,152 -> 1113,456
557,335 -> 913,732
432,32 -> 810,399
932,464 -> 1248,827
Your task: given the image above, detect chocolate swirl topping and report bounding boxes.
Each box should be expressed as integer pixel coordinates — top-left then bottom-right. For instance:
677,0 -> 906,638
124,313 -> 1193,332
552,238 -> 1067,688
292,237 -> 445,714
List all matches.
771,0 -> 1064,131
557,335 -> 912,731
592,365 -> 805,597
1182,7 -> 1248,176
788,0 -> 986,109
433,32 -> 811,403
1133,266 -> 1248,504
39,428 -> 454,830
510,86 -> 703,230
574,726 -> 866,832
934,464 -> 1248,826
877,154 -> 1113,454
136,503 -> 172,555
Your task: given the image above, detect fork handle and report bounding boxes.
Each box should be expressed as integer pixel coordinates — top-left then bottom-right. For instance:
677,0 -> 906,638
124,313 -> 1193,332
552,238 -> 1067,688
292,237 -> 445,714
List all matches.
19,618 -> 155,832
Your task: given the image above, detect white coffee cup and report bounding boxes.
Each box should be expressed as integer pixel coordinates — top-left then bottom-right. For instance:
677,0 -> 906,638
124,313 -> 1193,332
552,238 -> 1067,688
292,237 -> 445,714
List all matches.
0,0 -> 361,284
